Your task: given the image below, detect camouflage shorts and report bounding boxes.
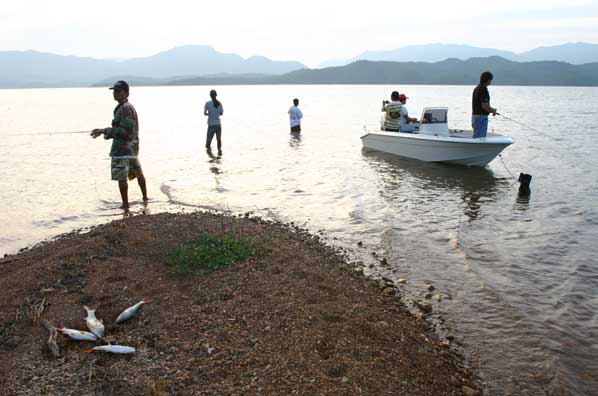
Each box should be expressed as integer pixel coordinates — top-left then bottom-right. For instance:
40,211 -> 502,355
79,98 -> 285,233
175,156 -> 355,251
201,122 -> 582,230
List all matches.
111,157 -> 144,181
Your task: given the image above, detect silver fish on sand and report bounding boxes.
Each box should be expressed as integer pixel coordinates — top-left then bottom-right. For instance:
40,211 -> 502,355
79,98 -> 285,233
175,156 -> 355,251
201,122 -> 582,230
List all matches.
83,305 -> 105,338
57,327 -> 97,341
115,300 -> 149,324
85,345 -> 136,354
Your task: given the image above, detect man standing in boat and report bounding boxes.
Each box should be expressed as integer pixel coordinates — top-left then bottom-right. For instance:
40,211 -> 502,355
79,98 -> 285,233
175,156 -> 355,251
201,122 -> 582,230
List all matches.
91,80 -> 148,211
472,71 -> 498,138
381,91 -> 402,132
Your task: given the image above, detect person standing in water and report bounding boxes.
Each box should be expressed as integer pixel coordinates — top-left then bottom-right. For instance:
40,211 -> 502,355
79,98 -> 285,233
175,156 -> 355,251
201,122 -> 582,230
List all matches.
288,98 -> 303,133
91,80 -> 148,210
204,89 -> 223,153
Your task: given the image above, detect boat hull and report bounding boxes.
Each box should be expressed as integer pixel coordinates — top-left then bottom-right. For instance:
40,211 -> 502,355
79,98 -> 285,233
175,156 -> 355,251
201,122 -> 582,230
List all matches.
361,131 -> 513,167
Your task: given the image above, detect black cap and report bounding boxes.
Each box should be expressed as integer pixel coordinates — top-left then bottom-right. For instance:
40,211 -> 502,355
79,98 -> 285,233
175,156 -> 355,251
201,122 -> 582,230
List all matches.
109,80 -> 129,92
210,89 -> 217,96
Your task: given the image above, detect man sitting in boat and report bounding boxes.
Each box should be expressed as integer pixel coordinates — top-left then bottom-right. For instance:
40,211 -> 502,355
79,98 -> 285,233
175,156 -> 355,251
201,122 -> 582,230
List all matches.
398,93 -> 418,133
381,91 -> 402,132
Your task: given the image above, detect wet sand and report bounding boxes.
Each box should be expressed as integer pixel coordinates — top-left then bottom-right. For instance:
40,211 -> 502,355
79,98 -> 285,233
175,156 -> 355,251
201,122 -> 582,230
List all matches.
0,212 -> 479,395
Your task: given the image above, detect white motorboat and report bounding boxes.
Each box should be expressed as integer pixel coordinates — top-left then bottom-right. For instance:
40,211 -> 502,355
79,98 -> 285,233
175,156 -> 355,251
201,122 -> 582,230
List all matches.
361,107 -> 513,166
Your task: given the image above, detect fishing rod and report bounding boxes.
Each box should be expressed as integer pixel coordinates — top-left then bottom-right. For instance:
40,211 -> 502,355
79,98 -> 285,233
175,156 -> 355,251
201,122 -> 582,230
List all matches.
7,130 -> 91,136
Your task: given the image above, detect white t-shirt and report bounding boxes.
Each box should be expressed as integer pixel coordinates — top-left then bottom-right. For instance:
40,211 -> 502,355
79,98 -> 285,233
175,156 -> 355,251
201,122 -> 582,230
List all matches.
288,106 -> 303,127
400,106 -> 409,129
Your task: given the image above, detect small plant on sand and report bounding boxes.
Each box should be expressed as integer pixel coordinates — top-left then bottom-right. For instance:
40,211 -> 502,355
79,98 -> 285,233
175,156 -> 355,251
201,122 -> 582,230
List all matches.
170,233 -> 263,274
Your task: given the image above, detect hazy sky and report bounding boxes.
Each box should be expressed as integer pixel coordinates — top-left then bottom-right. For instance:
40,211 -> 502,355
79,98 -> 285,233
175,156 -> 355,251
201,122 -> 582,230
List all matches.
1,0 -> 597,66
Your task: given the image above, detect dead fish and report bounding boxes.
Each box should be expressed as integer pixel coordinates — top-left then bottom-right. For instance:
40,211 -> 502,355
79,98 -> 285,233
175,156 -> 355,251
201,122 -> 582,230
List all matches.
115,300 -> 150,324
83,305 -> 105,338
84,345 -> 135,354
41,319 -> 60,357
57,327 -> 97,341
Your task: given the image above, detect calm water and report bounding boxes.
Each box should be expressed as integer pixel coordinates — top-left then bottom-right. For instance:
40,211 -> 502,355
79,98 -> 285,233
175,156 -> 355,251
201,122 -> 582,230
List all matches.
1,85 -> 597,395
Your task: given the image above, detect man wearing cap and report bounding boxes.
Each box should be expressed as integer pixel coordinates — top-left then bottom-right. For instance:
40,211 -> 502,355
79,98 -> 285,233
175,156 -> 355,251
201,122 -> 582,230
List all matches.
91,80 -> 148,210
472,71 -> 497,138
398,93 -> 418,132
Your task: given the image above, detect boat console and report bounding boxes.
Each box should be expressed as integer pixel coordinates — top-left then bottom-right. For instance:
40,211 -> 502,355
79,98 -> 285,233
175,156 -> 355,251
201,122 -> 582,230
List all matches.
418,107 -> 449,136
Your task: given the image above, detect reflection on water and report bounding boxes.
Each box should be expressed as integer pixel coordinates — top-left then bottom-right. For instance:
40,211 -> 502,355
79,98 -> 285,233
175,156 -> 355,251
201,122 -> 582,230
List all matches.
462,192 -> 483,221
361,149 -> 506,223
514,194 -> 531,211
289,131 -> 302,149
205,148 -> 225,192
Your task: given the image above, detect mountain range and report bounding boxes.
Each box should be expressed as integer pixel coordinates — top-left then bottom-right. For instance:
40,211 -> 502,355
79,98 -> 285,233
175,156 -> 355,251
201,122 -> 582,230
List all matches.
318,43 -> 598,68
134,57 -> 598,87
0,45 -> 306,88
2,42 -> 598,88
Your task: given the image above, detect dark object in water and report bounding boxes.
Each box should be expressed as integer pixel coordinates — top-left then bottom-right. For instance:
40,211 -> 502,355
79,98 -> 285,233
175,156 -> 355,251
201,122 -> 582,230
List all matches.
518,173 -> 532,196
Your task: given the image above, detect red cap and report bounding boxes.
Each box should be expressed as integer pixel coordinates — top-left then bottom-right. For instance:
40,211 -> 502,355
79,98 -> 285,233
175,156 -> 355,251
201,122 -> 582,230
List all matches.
399,93 -> 408,100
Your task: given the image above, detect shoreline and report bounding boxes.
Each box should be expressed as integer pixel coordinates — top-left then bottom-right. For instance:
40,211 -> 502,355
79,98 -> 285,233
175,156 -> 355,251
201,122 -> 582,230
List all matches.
0,211 -> 481,395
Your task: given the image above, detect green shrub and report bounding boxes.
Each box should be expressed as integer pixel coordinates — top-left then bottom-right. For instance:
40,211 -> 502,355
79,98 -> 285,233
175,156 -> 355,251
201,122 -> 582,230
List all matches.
170,233 -> 263,274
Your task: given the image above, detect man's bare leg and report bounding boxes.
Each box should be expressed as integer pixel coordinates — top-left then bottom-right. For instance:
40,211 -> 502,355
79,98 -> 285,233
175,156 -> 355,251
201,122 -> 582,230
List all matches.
118,180 -> 129,209
137,174 -> 148,201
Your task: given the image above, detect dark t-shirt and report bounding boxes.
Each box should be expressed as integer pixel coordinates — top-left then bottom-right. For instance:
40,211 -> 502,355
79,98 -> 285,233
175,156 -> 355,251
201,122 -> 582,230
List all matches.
472,84 -> 490,115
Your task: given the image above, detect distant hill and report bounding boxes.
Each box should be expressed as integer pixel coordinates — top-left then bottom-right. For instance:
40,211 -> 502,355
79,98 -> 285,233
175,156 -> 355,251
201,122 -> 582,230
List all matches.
273,57 -> 598,86
0,45 -> 307,88
355,44 -> 520,63
116,46 -> 306,78
317,58 -> 353,68
318,42 -> 598,68
0,50 -> 116,88
519,43 -> 598,64
92,73 -> 273,88
127,57 -> 598,87
6,45 -> 598,88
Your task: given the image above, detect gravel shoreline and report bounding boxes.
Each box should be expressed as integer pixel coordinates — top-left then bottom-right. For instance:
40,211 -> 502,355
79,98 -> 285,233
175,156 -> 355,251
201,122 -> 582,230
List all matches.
0,212 -> 481,395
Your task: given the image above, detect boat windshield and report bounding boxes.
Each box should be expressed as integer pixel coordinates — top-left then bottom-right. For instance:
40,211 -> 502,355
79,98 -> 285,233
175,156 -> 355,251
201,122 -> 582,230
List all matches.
421,108 -> 448,124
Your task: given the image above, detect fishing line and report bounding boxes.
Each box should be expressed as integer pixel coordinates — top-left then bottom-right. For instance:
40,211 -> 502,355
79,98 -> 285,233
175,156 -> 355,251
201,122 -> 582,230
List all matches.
497,154 -> 521,188
497,113 -> 568,195
497,114 -> 552,140
6,130 -> 90,137
498,112 -> 570,162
